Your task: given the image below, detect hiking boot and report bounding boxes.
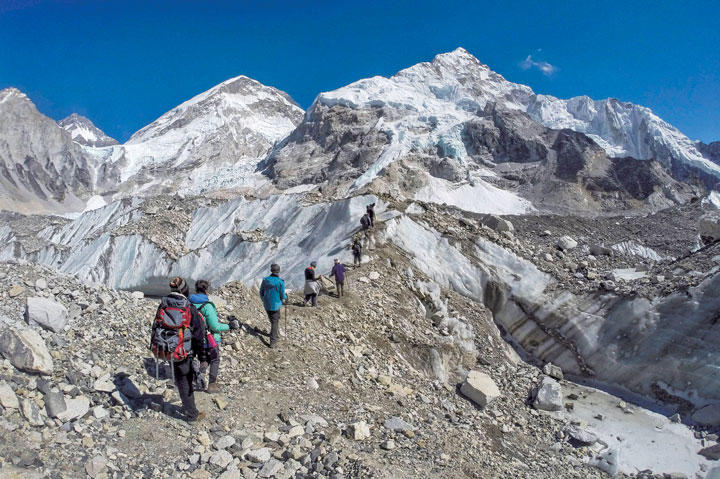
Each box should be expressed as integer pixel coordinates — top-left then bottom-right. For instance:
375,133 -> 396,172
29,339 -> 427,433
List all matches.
269,341 -> 278,349
186,411 -> 205,423
206,383 -> 220,394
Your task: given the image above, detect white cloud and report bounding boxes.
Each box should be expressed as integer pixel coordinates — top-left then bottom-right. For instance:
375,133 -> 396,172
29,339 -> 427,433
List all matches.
520,55 -> 557,76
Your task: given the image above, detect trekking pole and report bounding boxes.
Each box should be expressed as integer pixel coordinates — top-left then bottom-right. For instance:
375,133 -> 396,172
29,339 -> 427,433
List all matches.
284,304 -> 288,336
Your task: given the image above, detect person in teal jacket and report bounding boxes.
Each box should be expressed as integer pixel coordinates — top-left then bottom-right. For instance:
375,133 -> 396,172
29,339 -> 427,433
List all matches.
259,263 -> 287,348
190,279 -> 239,393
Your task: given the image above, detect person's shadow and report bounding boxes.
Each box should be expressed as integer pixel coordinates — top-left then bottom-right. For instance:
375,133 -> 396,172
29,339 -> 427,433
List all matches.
240,321 -> 271,347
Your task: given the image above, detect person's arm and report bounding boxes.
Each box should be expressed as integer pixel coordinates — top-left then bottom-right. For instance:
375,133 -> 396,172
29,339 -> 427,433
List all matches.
280,279 -> 287,301
205,304 -> 229,334
259,279 -> 266,299
190,306 -> 208,363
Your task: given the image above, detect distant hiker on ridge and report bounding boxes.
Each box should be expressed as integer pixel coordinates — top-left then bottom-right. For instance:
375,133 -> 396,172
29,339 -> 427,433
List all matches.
360,212 -> 371,231
303,261 -> 320,307
367,203 -> 376,227
352,239 -> 362,266
150,277 -> 208,422
329,258 -> 346,297
259,264 -> 287,349
190,279 -> 239,394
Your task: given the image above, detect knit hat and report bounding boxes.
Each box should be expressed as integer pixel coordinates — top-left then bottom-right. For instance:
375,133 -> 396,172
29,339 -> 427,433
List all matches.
169,277 -> 189,296
270,263 -> 280,274
310,261 -> 317,267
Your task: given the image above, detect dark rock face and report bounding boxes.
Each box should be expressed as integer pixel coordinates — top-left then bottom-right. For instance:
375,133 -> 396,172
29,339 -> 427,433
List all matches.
265,103 -> 390,188
697,141 -> 720,165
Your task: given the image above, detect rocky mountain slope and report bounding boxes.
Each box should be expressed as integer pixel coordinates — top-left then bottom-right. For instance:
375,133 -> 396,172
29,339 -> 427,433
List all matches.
58,113 -> 119,148
267,48 -> 718,214
0,88 -> 116,214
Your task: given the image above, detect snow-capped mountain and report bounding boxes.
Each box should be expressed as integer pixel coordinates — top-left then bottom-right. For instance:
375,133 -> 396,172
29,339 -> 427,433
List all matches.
0,88 -> 113,214
268,48 -> 718,213
91,75 -> 304,196
58,113 -> 118,147
698,141 -> 720,165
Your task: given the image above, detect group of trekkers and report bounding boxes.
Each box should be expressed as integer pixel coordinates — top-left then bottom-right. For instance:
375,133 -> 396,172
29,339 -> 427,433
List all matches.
150,203 -> 377,422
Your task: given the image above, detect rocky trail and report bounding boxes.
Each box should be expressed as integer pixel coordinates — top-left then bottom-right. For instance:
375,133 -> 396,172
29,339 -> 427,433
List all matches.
0,219 -> 718,479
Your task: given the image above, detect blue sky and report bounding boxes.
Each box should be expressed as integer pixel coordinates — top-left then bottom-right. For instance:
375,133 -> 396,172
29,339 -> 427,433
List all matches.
1,0 -> 718,143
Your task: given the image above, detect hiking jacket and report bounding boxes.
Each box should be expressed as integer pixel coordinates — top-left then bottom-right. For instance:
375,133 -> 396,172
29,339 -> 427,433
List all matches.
352,242 -> 362,256
304,266 -> 317,281
260,274 -> 287,312
156,292 -> 208,363
330,264 -> 346,282
360,215 -> 371,229
189,293 -> 228,344
304,279 -> 320,296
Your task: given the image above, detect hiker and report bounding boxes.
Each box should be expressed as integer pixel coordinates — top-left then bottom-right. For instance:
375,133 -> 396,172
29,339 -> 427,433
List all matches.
360,213 -> 371,231
150,277 -> 208,422
303,261 -> 320,307
259,264 -> 287,348
329,258 -> 346,297
189,280 -> 239,394
367,203 -> 376,227
352,239 -> 362,266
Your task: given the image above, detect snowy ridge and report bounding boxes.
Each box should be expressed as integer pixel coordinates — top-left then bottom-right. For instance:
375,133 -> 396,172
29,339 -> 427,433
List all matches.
313,48 -> 720,189
58,113 -> 118,147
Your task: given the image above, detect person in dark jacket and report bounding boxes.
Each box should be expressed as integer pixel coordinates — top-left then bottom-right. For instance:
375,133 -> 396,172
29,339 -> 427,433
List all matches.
157,277 -> 208,422
329,258 -> 346,297
259,264 -> 287,348
360,213 -> 371,231
366,203 -> 375,227
352,239 -> 362,266
303,261 -> 320,307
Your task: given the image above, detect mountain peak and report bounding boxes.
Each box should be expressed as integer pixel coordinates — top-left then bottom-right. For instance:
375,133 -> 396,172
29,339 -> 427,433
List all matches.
0,87 -> 30,105
58,113 -> 118,147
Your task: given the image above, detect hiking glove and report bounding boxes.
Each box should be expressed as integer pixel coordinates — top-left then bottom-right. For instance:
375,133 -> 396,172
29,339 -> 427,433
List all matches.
229,319 -> 240,330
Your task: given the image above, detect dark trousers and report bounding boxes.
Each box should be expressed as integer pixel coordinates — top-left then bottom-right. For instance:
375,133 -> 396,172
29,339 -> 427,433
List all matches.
173,358 -> 199,419
353,253 -> 361,266
266,309 -> 280,344
208,347 -> 220,384
304,293 -> 317,307
336,280 -> 344,297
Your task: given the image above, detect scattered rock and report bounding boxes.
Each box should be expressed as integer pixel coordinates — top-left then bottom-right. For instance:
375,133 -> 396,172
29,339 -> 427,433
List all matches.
542,363 -> 563,380
8,285 -> 25,297
56,396 -> 90,422
25,297 -> 69,333
246,447 -> 272,463
383,416 -> 414,432
21,398 -> 44,426
564,425 -> 598,447
0,382 -> 19,409
533,376 -> 563,412
209,449 -> 233,468
348,421 -> 370,440
0,323 -> 54,375
556,236 -> 578,251
85,456 -> 107,478
692,403 -> 720,426
460,370 -> 501,408
699,444 -> 720,461
44,391 -> 67,418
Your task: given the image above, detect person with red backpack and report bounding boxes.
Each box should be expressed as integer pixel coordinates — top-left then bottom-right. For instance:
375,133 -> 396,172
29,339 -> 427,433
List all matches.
150,277 -> 208,422
190,279 -> 239,394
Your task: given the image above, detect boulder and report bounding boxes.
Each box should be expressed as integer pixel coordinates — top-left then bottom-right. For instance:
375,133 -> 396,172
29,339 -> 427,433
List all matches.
85,456 -> 107,478
348,420 -> 370,440
214,435 -> 236,449
0,382 -> 19,409
556,236 -> 578,251
246,447 -> 272,463
692,403 -> 720,426
589,244 -> 613,256
44,391 -> 67,418
8,285 -> 24,297
564,425 -> 597,446
533,376 -> 563,412
258,459 -> 283,478
57,396 -> 90,422
699,211 -> 720,243
0,324 -> 54,375
368,271 -> 380,281
25,297 -> 68,333
383,416 -> 414,432
209,449 -> 233,468
460,370 -> 501,408
21,398 -> 44,426
480,214 -> 514,233
542,363 -> 564,380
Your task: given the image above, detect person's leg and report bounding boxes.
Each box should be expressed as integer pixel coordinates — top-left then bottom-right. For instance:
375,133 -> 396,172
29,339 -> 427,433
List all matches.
337,281 -> 344,297
208,347 -> 220,384
304,294 -> 310,305
311,293 -> 317,307
174,359 -> 199,419
269,310 -> 280,346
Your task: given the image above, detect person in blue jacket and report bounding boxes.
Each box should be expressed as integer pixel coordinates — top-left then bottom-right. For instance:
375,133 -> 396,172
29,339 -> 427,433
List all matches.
259,263 -> 287,348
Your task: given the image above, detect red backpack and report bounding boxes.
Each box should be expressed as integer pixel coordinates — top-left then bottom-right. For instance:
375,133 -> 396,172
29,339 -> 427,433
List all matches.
151,296 -> 193,361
